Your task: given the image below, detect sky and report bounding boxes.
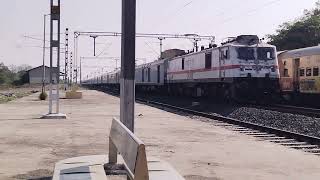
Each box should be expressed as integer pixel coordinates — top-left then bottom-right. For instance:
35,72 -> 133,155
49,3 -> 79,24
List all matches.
0,0 -> 318,78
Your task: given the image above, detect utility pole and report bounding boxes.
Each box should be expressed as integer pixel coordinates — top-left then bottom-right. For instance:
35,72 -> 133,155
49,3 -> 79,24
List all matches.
193,38 -> 200,52
75,68 -> 78,84
42,14 -> 49,94
43,0 -> 66,119
70,52 -> 73,86
120,0 -> 136,132
90,35 -> 98,56
73,32 -> 78,84
80,57 -> 82,85
64,28 -> 69,90
158,37 -> 165,59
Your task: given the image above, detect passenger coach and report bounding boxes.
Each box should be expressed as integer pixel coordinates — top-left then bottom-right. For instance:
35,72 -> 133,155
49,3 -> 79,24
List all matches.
278,45 -> 320,103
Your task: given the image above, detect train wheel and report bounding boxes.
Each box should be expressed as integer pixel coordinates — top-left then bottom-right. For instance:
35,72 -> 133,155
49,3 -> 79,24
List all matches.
225,88 -> 236,103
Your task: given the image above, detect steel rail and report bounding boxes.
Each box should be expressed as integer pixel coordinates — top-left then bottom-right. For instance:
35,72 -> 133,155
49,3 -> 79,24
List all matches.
251,104 -> 320,118
137,98 -> 320,146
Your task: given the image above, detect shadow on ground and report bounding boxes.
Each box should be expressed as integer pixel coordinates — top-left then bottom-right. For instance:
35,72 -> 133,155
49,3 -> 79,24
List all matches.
11,169 -> 53,180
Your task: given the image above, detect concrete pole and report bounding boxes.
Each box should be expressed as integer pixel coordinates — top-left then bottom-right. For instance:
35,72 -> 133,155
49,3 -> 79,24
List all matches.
64,28 -> 69,91
90,35 -> 98,56
70,52 -> 73,86
80,57 -> 82,85
56,5 -> 61,114
120,0 -> 136,132
49,6 -> 53,114
42,14 -> 48,94
49,0 -> 61,114
158,37 -> 165,59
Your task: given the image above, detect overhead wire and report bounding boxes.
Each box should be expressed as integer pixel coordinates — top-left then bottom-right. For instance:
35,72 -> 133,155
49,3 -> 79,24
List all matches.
219,0 -> 283,24
96,42 -> 113,57
22,35 -> 65,45
143,41 -> 160,57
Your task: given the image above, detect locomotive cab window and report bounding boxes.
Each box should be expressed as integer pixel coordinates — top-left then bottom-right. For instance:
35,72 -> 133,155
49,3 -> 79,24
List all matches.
224,50 -> 229,59
306,68 -> 312,77
220,49 -> 229,60
299,68 -> 305,77
313,67 -> 319,76
257,47 -> 275,60
205,53 -> 212,69
237,47 -> 255,60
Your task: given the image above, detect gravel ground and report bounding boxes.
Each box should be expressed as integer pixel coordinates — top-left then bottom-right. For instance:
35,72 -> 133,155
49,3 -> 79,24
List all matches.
0,86 -> 39,103
228,107 -> 320,138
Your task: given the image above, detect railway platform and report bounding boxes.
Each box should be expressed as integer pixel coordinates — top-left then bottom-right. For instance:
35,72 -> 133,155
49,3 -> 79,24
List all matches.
0,90 -> 320,180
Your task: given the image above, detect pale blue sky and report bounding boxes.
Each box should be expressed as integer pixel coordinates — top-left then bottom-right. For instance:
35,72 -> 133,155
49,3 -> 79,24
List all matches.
0,0 -> 318,77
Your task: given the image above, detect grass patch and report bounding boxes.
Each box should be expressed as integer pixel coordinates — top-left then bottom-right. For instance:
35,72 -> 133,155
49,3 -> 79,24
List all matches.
0,91 -> 34,104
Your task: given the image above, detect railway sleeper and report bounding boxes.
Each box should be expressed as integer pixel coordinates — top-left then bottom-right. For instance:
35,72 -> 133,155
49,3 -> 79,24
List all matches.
280,142 -> 308,146
289,145 -> 319,149
253,134 -> 277,138
303,149 -> 320,153
268,139 -> 296,143
245,133 -> 272,136
240,131 -> 266,134
257,136 -> 287,140
214,123 -> 234,127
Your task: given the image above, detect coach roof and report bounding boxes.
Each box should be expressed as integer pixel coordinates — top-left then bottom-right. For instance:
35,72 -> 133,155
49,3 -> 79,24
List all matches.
280,45 -> 320,59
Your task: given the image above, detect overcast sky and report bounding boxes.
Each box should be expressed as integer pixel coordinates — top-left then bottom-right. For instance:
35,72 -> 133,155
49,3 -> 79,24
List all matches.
0,0 -> 318,78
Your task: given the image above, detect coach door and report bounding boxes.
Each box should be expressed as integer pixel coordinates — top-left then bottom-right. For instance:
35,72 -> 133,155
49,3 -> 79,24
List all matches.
219,48 -> 228,79
293,58 -> 300,92
157,65 -> 160,83
142,68 -> 145,82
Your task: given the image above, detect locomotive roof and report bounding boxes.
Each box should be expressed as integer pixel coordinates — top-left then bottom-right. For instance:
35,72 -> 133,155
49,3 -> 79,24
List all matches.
167,42 -> 275,61
279,45 -> 320,59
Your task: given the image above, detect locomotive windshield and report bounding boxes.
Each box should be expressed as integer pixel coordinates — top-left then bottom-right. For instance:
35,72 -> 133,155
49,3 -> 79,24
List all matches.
257,47 -> 275,60
237,47 -> 255,60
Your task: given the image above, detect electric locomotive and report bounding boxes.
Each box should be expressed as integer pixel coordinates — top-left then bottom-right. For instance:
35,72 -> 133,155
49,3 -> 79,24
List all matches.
84,35 -> 280,102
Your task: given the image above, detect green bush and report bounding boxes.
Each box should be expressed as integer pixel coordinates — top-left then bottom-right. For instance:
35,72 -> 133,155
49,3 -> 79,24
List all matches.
39,92 -> 48,100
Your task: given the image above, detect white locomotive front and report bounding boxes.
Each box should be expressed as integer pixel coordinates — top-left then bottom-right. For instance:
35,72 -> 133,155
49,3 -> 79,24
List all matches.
167,35 -> 280,100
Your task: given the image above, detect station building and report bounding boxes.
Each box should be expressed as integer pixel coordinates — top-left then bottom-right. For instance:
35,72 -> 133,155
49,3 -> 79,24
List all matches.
27,65 -> 59,84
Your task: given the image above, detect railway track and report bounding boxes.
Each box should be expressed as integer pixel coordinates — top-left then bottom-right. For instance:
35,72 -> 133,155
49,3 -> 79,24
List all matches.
256,104 -> 320,118
137,98 -> 320,156
89,86 -> 320,156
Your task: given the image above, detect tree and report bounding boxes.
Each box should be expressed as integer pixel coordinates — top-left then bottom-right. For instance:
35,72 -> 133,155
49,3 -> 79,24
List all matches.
268,1 -> 320,51
0,63 -> 13,85
0,62 -> 31,86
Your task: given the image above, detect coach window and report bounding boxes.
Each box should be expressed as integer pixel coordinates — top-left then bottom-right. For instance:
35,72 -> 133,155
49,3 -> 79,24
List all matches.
299,68 -> 305,77
182,58 -> 185,70
205,53 -> 212,69
313,67 -> 319,76
148,68 -> 151,82
306,68 -> 312,77
142,68 -> 145,82
284,69 -> 289,77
